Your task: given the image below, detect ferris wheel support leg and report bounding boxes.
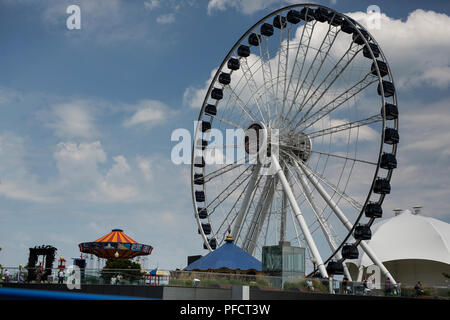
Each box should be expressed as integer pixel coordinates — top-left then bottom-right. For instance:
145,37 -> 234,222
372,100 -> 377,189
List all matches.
357,265 -> 364,282
246,177 -> 277,255
233,164 -> 262,242
271,154 -> 329,279
298,161 -> 397,285
280,166 -> 288,242
292,161 -> 353,281
242,175 -> 272,252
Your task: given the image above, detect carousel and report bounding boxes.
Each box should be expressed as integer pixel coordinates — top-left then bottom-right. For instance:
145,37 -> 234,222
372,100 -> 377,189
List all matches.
78,229 -> 153,260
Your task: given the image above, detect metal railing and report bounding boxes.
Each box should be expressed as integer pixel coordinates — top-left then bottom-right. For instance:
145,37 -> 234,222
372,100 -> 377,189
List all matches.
1,267 -> 449,298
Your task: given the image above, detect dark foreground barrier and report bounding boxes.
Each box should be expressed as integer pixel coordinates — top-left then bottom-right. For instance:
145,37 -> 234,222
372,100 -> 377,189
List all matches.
0,287 -> 156,300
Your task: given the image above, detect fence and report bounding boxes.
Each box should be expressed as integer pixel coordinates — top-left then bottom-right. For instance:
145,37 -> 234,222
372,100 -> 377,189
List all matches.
1,267 -> 449,298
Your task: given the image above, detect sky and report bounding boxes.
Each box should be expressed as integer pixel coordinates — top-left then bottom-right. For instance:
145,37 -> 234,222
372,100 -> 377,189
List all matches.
0,0 -> 449,270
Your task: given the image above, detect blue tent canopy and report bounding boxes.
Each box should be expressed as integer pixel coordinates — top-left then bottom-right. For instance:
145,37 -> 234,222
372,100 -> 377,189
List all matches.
184,236 -> 262,272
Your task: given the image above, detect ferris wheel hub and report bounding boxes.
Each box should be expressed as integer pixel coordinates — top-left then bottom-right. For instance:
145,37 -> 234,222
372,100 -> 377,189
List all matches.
280,132 -> 312,164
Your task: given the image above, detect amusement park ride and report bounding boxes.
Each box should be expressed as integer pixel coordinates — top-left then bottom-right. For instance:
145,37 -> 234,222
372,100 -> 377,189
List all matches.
191,4 -> 399,284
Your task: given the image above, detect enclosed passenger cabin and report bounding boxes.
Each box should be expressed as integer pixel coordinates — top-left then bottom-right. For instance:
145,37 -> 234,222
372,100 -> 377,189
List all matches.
273,15 -> 287,29
248,33 -> 261,46
211,88 -> 223,100
194,173 -> 204,185
200,121 -> 211,132
219,72 -> 231,85
260,23 -> 274,36
286,10 -> 301,24
364,43 -> 381,59
314,7 -> 329,22
227,58 -> 240,70
374,178 -> 391,195
365,202 -> 383,218
205,104 -> 217,116
198,223 -> 212,235
326,261 -> 344,275
197,207 -> 208,219
383,103 -> 398,120
341,19 -> 356,34
195,190 -> 205,202
203,238 -> 217,250
384,128 -> 399,145
354,225 -> 372,240
377,80 -> 395,97
300,8 -> 315,22
380,152 -> 397,170
327,12 -> 343,26
342,244 -> 359,260
237,45 -> 250,57
371,60 -> 388,77
352,28 -> 370,45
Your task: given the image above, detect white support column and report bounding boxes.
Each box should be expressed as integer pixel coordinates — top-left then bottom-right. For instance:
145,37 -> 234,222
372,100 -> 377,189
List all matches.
271,154 -> 329,278
233,164 -> 262,242
298,161 -> 397,285
292,161 -> 353,280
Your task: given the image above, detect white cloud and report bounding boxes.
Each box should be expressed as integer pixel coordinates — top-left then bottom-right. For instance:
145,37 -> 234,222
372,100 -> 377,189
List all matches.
54,141 -> 107,185
137,156 -> 152,181
0,133 -> 55,203
123,99 -> 172,128
144,0 -> 160,11
47,100 -> 98,139
183,68 -> 217,108
348,9 -> 450,90
156,13 -> 175,24
207,0 -> 297,15
0,87 -> 22,105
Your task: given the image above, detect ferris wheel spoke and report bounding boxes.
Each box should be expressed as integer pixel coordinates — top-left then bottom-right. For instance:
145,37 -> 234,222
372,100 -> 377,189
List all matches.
282,19 -> 317,126
261,36 -> 280,120
276,23 -> 290,122
209,175 -> 255,243
298,160 -> 397,284
271,153 -> 328,278
223,86 -> 259,123
300,160 -> 364,211
209,113 -> 245,130
309,149 -> 377,167
205,165 -> 253,215
280,25 -> 293,122
290,41 -> 364,128
240,58 -> 268,123
286,24 -> 341,123
298,71 -> 378,132
257,39 -> 275,123
203,162 -> 244,183
232,163 -> 262,241
306,114 -> 382,140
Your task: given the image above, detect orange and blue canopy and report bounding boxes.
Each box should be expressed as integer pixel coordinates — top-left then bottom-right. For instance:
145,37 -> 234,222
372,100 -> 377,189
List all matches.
78,229 -> 153,259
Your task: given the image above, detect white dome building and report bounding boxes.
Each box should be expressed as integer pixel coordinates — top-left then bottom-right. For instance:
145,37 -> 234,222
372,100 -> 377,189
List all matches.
346,208 -> 450,287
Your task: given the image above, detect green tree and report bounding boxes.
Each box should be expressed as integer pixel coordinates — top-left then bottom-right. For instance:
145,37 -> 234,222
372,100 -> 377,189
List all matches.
101,259 -> 142,284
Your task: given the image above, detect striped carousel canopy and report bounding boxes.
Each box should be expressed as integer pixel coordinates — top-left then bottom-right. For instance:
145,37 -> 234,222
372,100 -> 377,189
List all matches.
78,229 -> 153,260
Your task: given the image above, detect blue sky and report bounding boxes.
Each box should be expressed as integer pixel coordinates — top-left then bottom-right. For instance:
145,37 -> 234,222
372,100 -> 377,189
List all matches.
0,0 -> 449,270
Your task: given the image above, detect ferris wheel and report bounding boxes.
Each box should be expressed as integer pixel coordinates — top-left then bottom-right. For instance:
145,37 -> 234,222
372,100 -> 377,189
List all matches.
191,4 -> 399,282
